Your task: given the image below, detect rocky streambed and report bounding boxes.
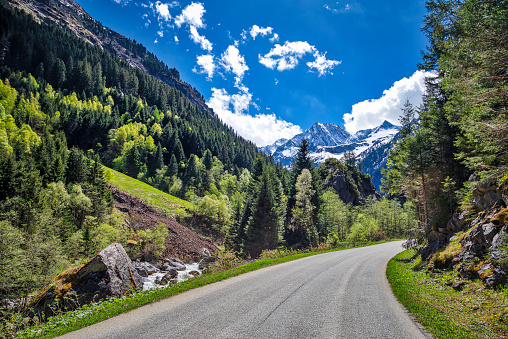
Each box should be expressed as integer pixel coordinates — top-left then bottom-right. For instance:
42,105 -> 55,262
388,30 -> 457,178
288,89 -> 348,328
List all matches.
27,244 -> 215,319
134,259 -> 205,290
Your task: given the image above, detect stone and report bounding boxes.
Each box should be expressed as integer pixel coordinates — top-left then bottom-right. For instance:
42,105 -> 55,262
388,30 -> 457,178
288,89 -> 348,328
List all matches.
485,267 -> 507,288
30,243 -> 144,319
452,281 -> 466,291
482,223 -> 499,245
478,263 -> 494,281
446,212 -> 467,232
160,269 -> 178,285
133,261 -> 159,277
188,270 -> 201,277
198,248 -> 215,270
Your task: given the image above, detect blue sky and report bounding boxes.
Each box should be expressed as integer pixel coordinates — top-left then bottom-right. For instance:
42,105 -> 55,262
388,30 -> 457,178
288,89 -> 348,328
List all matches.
78,0 -> 430,146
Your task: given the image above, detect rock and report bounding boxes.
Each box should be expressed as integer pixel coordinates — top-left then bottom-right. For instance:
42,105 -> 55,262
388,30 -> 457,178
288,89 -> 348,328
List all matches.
160,269 -> 178,285
421,240 -> 446,260
188,270 -> 200,277
198,248 -> 215,270
485,267 -> 507,288
30,243 -> 143,319
133,261 -> 159,277
159,258 -> 186,271
452,281 -> 466,291
446,212 -> 467,233
478,263 -> 494,281
482,223 -> 499,245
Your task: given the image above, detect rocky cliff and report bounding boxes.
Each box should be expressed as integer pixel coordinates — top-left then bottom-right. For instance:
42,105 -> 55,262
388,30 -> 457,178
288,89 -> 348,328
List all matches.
318,158 -> 381,206
423,177 -> 508,287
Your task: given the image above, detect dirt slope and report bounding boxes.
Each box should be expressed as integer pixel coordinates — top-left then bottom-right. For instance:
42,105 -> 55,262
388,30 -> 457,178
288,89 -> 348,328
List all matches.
109,186 -> 216,262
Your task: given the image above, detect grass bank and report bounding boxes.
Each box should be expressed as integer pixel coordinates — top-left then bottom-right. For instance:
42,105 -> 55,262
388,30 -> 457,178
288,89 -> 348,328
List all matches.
387,249 -> 508,338
104,167 -> 193,218
17,241 -> 390,338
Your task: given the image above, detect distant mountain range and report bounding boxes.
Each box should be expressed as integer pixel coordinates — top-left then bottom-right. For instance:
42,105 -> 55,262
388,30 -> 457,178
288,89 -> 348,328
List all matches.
260,120 -> 400,190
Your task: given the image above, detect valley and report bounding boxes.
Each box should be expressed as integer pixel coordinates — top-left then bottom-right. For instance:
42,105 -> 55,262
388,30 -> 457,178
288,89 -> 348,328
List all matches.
0,0 -> 507,338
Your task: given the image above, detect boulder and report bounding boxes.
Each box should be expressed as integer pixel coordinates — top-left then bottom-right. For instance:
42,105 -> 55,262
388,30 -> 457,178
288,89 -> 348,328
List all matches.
189,270 -> 201,277
133,261 -> 159,277
159,258 -> 186,271
446,212 -> 467,233
30,243 -> 143,318
198,247 -> 215,270
159,269 -> 178,285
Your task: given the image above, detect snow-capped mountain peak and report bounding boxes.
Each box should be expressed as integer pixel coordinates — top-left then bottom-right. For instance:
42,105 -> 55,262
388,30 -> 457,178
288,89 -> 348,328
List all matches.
259,120 -> 400,189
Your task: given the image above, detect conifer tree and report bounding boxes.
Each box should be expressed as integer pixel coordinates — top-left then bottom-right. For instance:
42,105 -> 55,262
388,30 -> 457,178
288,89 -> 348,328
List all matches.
243,166 -> 281,257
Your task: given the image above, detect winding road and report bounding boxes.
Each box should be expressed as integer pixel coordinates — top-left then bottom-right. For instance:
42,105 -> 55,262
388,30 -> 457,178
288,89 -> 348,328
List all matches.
60,241 -> 429,339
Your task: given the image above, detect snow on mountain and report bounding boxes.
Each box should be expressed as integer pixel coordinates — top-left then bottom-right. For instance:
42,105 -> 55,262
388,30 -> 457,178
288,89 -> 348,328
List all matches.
260,120 -> 400,190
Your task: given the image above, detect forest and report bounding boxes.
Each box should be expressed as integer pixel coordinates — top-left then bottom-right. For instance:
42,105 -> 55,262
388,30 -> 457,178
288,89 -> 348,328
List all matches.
0,1 -> 417,310
382,0 -> 507,243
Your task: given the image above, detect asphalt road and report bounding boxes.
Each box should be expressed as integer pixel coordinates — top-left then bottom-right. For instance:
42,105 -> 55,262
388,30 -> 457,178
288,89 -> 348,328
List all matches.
60,241 -> 429,339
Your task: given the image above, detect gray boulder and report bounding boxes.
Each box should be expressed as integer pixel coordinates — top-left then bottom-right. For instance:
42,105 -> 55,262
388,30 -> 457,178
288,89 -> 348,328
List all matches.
31,243 -> 144,318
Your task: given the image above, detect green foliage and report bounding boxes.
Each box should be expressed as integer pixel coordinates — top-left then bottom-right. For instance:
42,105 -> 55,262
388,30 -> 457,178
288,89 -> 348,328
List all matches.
135,222 -> 169,259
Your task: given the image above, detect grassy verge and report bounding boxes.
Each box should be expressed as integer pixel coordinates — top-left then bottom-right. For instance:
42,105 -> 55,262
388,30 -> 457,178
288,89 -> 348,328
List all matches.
387,249 -> 508,339
104,167 -> 193,218
17,241 -> 389,338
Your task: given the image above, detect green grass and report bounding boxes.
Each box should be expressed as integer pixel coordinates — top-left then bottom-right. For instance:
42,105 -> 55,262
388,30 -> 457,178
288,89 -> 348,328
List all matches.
104,167 -> 193,218
17,241 -> 390,338
387,249 -> 508,339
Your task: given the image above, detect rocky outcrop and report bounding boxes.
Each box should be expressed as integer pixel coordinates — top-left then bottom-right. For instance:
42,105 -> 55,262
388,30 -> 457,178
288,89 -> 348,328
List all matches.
424,179 -> 508,288
319,159 -> 381,206
30,243 -> 143,318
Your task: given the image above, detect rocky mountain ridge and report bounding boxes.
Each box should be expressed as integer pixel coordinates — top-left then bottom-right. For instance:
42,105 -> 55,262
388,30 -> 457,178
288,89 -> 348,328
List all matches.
261,120 -> 400,189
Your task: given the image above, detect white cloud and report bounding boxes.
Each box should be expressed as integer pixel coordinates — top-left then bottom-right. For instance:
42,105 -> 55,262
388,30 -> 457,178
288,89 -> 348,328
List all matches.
220,45 -> 249,85
193,54 -> 216,79
174,35 -> 179,43
207,87 -> 302,146
189,25 -> 213,51
112,0 -> 131,5
175,2 -> 206,28
249,25 -> 273,40
269,33 -> 279,43
306,51 -> 341,76
259,41 -> 316,71
157,30 -> 164,37
343,70 -> 435,133
155,1 -> 172,21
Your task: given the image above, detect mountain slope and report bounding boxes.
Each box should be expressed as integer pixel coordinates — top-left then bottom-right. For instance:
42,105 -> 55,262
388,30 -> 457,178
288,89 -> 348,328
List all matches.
263,120 -> 400,189
7,0 -> 212,116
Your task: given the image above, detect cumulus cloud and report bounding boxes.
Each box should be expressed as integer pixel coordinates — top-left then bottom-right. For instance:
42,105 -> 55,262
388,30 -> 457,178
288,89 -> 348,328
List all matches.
249,25 -> 273,39
193,54 -> 216,79
189,25 -> 213,51
306,51 -> 341,76
155,1 -> 172,21
175,2 -> 205,28
220,45 -> 249,85
207,87 -> 302,146
343,70 -> 436,133
269,33 -> 280,43
259,41 -> 316,71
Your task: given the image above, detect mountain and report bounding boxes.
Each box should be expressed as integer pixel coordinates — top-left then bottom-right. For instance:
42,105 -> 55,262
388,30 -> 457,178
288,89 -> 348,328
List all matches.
262,120 -> 400,189
7,0 -> 213,116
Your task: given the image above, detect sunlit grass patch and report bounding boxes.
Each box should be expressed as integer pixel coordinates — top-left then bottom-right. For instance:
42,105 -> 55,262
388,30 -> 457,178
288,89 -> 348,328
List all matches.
387,249 -> 508,339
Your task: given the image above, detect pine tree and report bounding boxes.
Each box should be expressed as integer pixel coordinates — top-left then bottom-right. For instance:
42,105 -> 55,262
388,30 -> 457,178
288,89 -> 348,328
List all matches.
243,167 -> 280,257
